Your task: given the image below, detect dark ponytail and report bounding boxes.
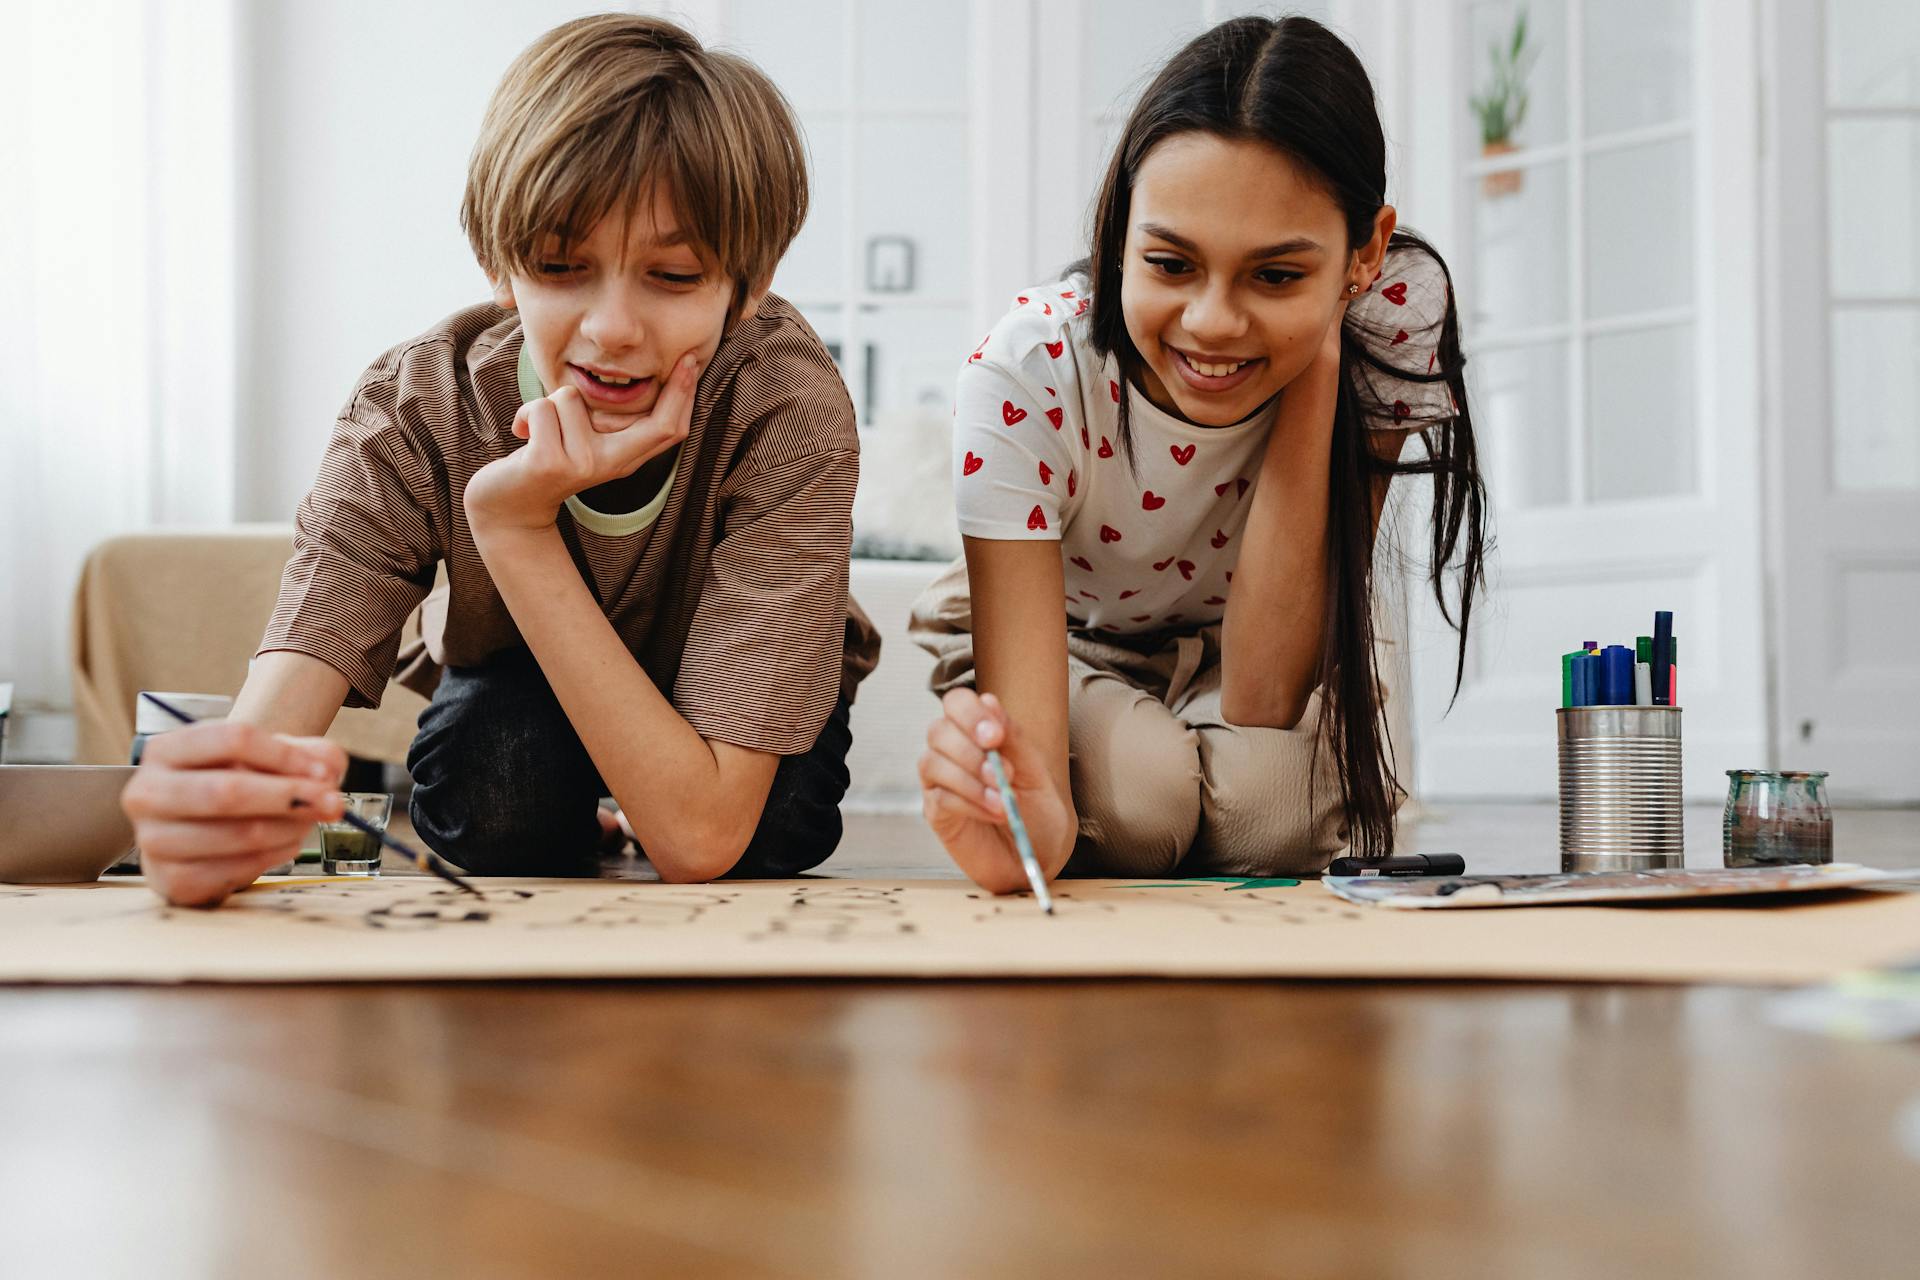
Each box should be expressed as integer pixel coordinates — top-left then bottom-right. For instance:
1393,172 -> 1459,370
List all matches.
1079,15 -> 1489,857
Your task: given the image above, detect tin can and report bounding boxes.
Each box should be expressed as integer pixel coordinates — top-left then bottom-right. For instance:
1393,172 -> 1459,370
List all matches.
1557,706 -> 1684,872
129,691 -> 233,765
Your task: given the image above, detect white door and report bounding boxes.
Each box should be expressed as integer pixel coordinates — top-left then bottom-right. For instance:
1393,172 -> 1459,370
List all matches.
1402,0 -> 1769,799
1767,0 -> 1920,801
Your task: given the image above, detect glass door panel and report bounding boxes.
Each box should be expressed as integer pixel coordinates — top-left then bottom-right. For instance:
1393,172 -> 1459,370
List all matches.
1478,340 -> 1572,508
1826,119 -> 1920,298
1471,159 -> 1569,332
1585,324 -> 1693,501
1468,0 -> 1567,148
1829,307 -> 1920,491
1827,0 -> 1920,106
1583,137 -> 1692,320
1580,0 -> 1690,136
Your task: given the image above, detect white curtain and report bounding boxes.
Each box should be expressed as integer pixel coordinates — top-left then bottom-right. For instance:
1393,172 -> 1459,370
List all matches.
0,0 -> 237,745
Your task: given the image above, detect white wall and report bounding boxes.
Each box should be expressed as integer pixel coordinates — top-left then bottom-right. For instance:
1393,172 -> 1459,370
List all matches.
237,0 -> 597,521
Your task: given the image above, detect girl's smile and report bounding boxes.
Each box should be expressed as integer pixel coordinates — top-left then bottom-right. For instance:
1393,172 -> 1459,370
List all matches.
1167,345 -> 1266,394
1120,133 -> 1357,427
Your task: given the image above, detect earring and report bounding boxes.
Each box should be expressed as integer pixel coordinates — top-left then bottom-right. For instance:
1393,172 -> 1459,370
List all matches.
1347,283 -> 1360,296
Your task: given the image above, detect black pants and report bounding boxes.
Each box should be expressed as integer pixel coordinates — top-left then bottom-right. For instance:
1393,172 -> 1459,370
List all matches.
407,646 -> 852,878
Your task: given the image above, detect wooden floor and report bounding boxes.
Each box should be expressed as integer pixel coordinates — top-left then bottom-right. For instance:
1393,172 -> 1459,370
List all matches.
2,804 -> 1916,1278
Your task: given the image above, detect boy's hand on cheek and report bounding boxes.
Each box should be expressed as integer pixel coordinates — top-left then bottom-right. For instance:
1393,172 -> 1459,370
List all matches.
464,353 -> 702,535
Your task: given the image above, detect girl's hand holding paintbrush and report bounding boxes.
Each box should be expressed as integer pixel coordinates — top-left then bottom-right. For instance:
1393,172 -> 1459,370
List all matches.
918,690 -> 1072,898
122,722 -> 348,907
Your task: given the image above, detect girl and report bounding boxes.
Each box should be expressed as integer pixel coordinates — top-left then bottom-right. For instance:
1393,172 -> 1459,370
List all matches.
912,15 -> 1487,893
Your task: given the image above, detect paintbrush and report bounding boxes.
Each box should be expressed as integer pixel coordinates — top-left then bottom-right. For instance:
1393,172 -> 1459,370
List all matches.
139,693 -> 483,899
985,749 -> 1054,915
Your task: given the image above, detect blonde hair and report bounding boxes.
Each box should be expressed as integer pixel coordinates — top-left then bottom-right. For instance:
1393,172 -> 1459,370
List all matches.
462,14 -> 807,296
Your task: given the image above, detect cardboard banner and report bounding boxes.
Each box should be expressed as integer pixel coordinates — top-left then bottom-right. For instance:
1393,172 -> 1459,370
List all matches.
3,876 -> 1918,985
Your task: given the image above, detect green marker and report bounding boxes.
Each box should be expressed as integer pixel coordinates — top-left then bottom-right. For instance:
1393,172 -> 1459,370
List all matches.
1561,651 -> 1584,708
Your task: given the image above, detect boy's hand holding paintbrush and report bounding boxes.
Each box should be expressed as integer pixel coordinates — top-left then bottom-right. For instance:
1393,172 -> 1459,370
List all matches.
122,720 -> 350,908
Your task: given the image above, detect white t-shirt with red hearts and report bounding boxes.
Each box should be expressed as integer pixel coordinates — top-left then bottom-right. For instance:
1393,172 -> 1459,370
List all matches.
951,243 -> 1453,635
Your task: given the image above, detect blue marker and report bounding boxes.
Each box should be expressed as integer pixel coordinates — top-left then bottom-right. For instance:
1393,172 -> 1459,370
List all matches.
1651,611 -> 1674,706
1573,652 -> 1600,706
1599,645 -> 1635,705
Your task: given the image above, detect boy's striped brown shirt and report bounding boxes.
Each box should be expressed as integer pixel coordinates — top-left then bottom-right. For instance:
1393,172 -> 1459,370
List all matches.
261,296 -> 878,756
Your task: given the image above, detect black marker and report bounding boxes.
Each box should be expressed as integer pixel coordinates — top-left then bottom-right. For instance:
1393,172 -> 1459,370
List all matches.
1325,853 -> 1467,878
140,693 -> 483,899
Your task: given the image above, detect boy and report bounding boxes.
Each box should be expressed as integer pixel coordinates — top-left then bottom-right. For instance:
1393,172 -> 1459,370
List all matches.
122,14 -> 877,907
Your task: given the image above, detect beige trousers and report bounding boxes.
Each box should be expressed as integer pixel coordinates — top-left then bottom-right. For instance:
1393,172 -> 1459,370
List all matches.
909,558 -> 1399,878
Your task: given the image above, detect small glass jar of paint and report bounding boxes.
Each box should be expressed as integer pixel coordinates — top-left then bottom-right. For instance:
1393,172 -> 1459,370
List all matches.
319,792 -> 392,877
1723,770 -> 1832,867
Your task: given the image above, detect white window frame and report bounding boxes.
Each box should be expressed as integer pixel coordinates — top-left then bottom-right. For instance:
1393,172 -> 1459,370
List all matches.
1458,0 -> 1700,512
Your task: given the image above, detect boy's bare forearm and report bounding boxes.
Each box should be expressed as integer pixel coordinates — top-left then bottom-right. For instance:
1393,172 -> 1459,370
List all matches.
229,651 -> 352,738
471,524 -> 774,879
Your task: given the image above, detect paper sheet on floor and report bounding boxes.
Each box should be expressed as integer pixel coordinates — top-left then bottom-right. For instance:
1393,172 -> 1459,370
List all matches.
4,875 -> 1920,985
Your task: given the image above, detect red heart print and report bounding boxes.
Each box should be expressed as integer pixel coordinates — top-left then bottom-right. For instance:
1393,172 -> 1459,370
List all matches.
1099,524 -> 1122,543
968,350 -> 984,364
1204,595 -> 1226,606
1042,303 -> 1052,316
963,451 -> 983,476
1176,560 -> 1195,580
1170,444 -> 1196,466
1079,589 -> 1099,600
1002,400 -> 1027,426
1076,298 -> 1089,315
1080,425 -> 1090,449
1098,437 -> 1115,459
1045,386 -> 1057,396
1109,379 -> 1120,402
1119,589 -> 1139,600
1211,529 -> 1229,549
1393,400 -> 1411,420
1067,468 -> 1078,497
1237,477 -> 1249,497
1060,290 -> 1076,299
1390,329 -> 1409,346
1141,491 -> 1166,510
1215,481 -> 1231,497
1045,340 -> 1065,359
1045,407 -> 1064,429
1027,505 -> 1047,532
1381,281 -> 1408,306
1070,556 -> 1092,571
1131,614 -> 1152,623
1016,295 -> 1029,305
1038,461 -> 1052,485
1154,556 -> 1175,572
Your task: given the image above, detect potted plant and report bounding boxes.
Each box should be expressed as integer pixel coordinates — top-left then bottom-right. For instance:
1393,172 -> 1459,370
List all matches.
1471,8 -> 1536,197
